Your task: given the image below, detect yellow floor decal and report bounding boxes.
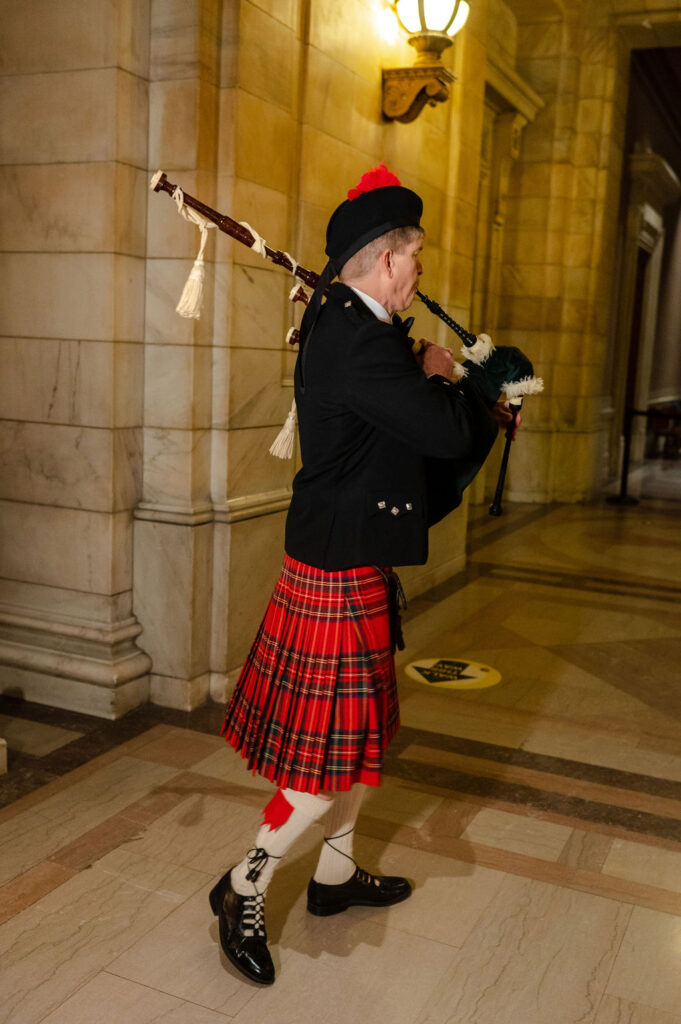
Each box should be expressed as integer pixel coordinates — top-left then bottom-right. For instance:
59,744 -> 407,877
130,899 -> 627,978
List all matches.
405,658 -> 501,690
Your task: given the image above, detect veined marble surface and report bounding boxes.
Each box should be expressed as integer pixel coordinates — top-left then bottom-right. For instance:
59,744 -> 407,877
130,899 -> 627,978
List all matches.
3,498 -> 681,1020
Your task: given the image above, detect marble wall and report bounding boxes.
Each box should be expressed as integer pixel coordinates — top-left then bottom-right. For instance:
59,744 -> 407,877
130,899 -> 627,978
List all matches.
3,0 -> 681,716
486,0 -> 681,502
0,0 -> 151,718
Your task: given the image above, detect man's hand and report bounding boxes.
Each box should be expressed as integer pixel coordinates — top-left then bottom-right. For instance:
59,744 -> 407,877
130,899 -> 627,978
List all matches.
417,340 -> 455,380
492,401 -> 522,440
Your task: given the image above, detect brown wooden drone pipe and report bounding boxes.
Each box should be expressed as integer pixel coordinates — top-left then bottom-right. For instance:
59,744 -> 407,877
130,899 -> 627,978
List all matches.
152,172 -> 320,290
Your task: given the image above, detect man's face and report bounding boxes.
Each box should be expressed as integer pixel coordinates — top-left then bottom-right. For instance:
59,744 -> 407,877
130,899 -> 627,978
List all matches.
388,237 -> 423,312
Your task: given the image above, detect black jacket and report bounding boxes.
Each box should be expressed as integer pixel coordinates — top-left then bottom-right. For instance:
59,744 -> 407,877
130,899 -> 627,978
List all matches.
285,283 -> 498,569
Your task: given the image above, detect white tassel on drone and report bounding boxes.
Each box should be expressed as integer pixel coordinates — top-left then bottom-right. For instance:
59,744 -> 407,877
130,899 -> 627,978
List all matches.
503,375 -> 544,399
170,181 -> 217,320
456,328 -> 544,398
460,333 -> 494,365
269,283 -> 313,459
269,398 -> 298,460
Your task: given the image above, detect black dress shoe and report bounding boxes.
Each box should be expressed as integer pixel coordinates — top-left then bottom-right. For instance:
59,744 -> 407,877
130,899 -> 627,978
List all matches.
307,866 -> 412,917
209,869 -> 275,985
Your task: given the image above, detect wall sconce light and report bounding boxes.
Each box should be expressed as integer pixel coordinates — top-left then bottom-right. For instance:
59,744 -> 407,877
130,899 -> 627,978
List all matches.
382,1 -> 470,123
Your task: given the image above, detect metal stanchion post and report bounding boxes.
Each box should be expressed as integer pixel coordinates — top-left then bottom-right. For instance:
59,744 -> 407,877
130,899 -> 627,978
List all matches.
608,407 -> 639,506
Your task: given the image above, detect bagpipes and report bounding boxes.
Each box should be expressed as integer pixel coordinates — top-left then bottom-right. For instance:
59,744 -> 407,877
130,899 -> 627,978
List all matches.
150,170 -> 543,514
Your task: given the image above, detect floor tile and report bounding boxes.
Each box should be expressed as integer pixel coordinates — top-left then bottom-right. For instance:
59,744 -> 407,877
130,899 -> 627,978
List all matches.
501,595 -> 680,647
232,897 -> 459,1024
0,758 -> 179,886
603,838 -> 681,893
459,806 -> 572,860
108,878 -> 272,1016
1,499 -> 680,1023
522,723 -> 681,783
0,715 -> 83,756
594,995 -> 681,1024
397,580 -> 509,661
117,791 -> 279,876
470,506 -> 681,585
0,860 -> 76,925
190,743 -> 274,795
0,853 -> 210,1024
133,728 -> 225,769
31,756 -> 180,825
39,972 -> 232,1023
417,875 -> 632,1024
399,692 -> 529,747
349,836 -> 507,949
361,776 -> 444,829
558,829 -> 613,871
605,906 -> 681,1015
551,638 -> 681,725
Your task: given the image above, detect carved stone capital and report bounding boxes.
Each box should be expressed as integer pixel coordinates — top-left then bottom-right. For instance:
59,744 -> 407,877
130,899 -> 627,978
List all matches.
629,151 -> 681,212
495,110 -> 529,162
382,65 -> 455,124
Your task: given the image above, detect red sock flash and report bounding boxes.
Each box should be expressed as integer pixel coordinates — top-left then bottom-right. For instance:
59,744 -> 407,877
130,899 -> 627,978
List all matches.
262,789 -> 294,831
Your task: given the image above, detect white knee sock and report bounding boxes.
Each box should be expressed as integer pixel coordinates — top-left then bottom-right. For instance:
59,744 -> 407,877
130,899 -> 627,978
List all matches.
231,788 -> 330,896
313,784 -> 367,886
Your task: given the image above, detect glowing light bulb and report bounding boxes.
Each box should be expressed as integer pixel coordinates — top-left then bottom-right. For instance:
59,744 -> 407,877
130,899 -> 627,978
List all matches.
447,1 -> 470,36
395,0 -> 470,36
394,0 -> 421,34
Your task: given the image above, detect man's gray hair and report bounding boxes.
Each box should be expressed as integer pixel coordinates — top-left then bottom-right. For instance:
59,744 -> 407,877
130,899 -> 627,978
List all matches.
339,225 -> 424,281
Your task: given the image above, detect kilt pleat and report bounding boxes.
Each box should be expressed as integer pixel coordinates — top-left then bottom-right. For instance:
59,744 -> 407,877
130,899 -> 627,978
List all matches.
221,555 -> 399,794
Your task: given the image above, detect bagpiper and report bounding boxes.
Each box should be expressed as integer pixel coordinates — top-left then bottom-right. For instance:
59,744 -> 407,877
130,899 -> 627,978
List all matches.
211,164 -> 510,985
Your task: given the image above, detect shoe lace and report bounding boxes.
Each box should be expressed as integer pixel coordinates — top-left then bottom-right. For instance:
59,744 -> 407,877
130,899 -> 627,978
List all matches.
241,890 -> 267,938
245,846 -> 277,883
236,846 -> 280,939
355,866 -> 381,887
322,831 -> 381,888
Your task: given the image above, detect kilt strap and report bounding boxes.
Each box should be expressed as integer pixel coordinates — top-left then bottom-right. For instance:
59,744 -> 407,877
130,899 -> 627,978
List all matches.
375,567 -> 407,654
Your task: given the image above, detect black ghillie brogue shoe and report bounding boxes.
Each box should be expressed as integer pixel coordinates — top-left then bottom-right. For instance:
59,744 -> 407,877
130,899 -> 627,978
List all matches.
209,869 -> 275,985
307,866 -> 412,917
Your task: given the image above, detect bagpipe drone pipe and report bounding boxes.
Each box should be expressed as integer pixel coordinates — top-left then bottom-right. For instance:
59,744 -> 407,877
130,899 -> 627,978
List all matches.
150,171 -> 543,514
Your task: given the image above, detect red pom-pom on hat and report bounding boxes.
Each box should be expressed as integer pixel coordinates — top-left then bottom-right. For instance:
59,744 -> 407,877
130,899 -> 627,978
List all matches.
347,162 -> 402,200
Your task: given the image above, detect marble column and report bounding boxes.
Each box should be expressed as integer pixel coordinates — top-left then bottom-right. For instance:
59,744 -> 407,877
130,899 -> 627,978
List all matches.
0,0 -> 151,718
133,0 -> 224,710
497,4 -> 617,501
650,203 -> 681,404
467,43 -> 542,506
608,152 -> 681,467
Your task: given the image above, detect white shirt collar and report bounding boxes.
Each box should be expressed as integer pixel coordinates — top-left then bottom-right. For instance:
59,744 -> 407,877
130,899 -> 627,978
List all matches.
349,286 -> 391,323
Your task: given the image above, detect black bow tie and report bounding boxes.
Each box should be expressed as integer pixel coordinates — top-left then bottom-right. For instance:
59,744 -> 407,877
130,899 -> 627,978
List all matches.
392,313 -> 415,335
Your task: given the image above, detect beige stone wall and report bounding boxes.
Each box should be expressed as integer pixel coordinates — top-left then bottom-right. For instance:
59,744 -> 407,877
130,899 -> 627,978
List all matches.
4,0 -> 681,716
482,0 -> 681,503
0,0 -> 151,717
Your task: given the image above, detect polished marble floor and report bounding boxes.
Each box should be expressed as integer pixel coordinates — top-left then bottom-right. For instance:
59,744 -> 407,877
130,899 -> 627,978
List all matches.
1,498 -> 680,1023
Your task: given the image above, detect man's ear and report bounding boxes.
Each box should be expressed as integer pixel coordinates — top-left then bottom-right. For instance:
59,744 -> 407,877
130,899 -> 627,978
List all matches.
382,248 -> 394,277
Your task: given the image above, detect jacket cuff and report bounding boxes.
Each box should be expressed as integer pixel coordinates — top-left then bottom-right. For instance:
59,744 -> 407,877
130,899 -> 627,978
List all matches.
426,373 -> 454,389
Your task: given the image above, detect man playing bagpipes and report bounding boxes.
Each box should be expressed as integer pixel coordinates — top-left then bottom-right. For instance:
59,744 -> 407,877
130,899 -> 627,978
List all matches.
201,165 -> 537,985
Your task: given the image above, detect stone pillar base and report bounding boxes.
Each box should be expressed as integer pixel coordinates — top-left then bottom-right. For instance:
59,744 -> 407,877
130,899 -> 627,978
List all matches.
0,608 -> 151,720
0,663 -> 149,719
209,668 -> 241,705
150,671 -> 211,711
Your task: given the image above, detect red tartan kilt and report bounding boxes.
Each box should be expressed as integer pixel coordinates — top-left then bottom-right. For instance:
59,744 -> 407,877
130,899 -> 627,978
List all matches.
221,555 -> 399,794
